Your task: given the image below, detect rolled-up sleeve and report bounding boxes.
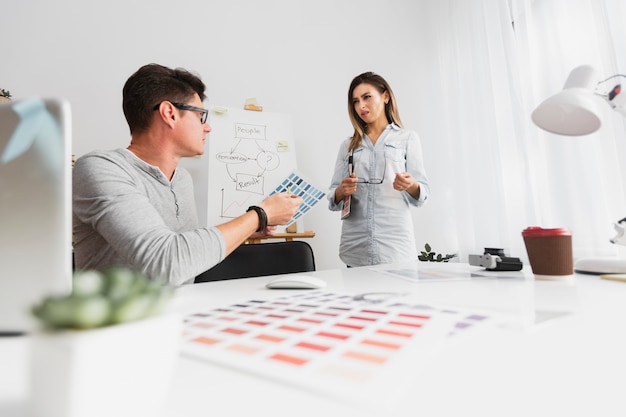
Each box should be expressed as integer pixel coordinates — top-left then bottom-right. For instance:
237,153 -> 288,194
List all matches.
405,131 -> 430,207
327,139 -> 351,211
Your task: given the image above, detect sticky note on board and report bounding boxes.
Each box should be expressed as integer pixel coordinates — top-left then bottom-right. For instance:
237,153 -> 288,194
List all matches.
211,106 -> 228,115
243,97 -> 263,112
276,141 -> 290,152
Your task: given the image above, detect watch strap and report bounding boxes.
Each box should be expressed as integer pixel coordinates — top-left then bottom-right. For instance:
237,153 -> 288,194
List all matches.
246,205 -> 267,233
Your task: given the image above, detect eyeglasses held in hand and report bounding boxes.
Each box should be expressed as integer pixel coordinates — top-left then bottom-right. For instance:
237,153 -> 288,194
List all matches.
356,176 -> 384,184
153,101 -> 209,124
353,151 -> 386,184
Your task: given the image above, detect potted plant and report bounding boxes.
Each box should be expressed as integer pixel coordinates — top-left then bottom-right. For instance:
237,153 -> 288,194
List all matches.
418,243 -> 457,263
30,268 -> 180,417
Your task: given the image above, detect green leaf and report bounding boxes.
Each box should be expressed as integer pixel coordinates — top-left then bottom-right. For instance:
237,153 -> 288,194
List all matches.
72,270 -> 106,297
110,293 -> 154,324
104,267 -> 146,300
32,296 -> 76,328
71,296 -> 112,329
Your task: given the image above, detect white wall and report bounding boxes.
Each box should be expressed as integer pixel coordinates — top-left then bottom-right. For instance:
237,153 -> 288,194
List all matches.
2,0 -> 439,271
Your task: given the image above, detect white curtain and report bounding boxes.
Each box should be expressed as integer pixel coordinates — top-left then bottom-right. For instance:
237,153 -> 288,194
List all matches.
414,0 -> 626,263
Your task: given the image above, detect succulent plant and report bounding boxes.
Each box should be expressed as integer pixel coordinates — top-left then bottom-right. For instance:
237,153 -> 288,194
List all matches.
32,267 -> 174,330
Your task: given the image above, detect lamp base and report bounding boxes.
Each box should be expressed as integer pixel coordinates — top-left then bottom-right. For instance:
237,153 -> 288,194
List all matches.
574,257 -> 626,275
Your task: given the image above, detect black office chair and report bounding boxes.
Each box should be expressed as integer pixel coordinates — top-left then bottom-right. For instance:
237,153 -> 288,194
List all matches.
194,241 -> 316,283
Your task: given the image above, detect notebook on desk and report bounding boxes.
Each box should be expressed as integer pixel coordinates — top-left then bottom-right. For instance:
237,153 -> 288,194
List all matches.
0,98 -> 73,334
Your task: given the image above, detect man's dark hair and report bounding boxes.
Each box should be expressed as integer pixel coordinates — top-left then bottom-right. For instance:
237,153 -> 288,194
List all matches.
122,63 -> 207,134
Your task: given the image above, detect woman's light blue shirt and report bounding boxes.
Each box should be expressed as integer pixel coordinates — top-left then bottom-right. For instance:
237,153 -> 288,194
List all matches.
327,124 -> 430,266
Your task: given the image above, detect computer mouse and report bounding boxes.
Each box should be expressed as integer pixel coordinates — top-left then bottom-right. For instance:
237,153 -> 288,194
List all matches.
265,275 -> 327,290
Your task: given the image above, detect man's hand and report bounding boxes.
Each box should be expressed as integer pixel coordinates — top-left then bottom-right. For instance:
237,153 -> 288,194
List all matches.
249,225 -> 278,239
259,192 -> 303,226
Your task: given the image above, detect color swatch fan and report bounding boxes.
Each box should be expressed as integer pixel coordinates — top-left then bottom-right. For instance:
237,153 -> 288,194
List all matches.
181,291 -> 496,410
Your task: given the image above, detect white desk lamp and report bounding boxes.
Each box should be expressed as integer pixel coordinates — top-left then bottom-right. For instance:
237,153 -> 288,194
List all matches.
531,64 -> 626,274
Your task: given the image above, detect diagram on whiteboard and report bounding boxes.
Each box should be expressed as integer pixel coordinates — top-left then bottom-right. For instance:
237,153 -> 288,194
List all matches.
216,122 -> 280,196
206,107 -> 298,226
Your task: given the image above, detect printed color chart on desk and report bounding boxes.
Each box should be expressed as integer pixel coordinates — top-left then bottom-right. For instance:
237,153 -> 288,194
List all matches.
181,291 -> 498,409
269,171 -> 325,226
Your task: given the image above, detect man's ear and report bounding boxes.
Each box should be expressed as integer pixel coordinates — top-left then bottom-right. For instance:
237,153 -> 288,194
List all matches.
155,101 -> 177,128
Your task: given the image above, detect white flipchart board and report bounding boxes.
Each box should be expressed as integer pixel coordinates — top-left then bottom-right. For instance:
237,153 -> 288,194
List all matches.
206,106 -> 297,227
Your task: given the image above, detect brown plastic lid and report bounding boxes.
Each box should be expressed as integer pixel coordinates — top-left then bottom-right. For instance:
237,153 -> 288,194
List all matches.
522,226 -> 572,237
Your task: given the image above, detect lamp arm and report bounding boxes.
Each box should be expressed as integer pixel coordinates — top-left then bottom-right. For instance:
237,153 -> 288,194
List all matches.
597,74 -> 626,84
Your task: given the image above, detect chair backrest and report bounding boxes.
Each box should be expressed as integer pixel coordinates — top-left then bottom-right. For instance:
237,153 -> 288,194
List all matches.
195,241 -> 316,283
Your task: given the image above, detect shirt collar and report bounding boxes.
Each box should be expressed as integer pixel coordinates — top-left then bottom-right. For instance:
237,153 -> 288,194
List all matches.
120,148 -> 170,184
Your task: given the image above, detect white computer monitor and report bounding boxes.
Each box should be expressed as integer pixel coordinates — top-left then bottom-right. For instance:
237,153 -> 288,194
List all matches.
0,98 -> 73,334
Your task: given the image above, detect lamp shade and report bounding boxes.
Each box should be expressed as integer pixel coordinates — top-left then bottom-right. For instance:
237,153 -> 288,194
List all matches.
531,65 -> 605,136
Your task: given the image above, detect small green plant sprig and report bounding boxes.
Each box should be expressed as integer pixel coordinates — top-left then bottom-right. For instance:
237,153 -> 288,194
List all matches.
418,243 -> 457,263
32,267 -> 174,330
0,88 -> 11,99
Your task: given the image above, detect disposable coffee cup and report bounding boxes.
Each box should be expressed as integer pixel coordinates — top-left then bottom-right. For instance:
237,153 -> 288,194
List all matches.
522,227 -> 573,279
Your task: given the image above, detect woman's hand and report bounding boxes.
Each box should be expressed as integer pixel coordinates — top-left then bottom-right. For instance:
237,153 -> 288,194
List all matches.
335,174 -> 358,203
394,172 -> 420,198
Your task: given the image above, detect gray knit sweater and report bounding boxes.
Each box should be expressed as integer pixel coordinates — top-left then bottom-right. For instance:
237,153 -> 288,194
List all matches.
72,149 -> 225,286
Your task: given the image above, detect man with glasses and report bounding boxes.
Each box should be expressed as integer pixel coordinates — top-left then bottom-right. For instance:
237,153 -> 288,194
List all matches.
73,63 -> 303,286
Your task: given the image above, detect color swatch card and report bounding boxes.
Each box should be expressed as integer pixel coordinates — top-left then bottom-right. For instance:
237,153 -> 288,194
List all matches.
268,171 -> 325,226
180,291 -> 498,410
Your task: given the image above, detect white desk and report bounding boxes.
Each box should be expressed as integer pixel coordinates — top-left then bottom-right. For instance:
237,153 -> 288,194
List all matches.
2,262 -> 626,417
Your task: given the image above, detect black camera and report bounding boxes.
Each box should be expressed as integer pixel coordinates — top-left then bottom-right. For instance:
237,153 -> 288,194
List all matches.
468,248 -> 523,271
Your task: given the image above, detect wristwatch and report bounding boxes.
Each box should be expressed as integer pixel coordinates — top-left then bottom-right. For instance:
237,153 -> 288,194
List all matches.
246,206 -> 268,233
